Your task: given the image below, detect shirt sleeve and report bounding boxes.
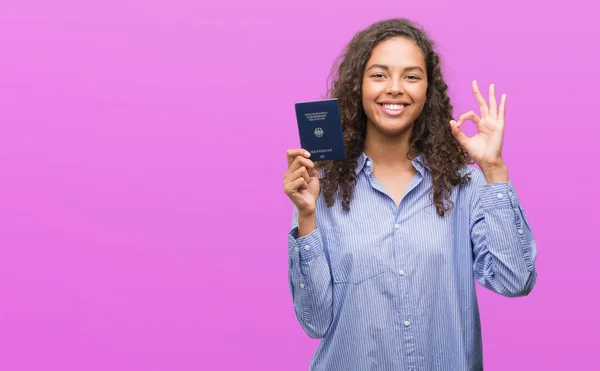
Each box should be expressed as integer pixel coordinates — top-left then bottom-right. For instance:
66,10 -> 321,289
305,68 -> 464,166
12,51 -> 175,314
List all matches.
287,206 -> 333,339
470,177 -> 538,297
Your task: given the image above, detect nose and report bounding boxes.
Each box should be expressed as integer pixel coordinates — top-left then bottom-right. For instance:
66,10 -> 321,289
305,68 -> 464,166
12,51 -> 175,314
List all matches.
386,78 -> 404,96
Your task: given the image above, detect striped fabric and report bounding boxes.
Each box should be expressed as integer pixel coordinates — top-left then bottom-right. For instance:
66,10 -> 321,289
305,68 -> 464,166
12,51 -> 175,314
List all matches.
287,151 -> 538,371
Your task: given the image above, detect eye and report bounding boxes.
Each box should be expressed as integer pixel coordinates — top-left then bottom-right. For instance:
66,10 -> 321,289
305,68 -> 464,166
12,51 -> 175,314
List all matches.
371,73 -> 386,79
405,75 -> 421,80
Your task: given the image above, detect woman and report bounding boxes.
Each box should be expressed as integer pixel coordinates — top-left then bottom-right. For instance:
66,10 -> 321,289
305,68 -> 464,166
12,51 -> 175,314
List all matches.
282,18 -> 537,371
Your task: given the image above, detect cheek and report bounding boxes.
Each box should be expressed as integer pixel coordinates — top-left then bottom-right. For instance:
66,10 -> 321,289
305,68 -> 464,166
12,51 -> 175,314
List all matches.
418,83 -> 428,101
362,80 -> 381,100
361,85 -> 371,102
409,84 -> 428,106
361,84 -> 378,112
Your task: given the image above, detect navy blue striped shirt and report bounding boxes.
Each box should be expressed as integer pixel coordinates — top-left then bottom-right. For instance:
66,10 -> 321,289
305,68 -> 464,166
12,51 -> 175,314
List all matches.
287,152 -> 538,371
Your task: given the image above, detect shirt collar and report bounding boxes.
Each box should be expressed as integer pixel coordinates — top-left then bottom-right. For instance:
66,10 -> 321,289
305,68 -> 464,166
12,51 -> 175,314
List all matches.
354,151 -> 429,175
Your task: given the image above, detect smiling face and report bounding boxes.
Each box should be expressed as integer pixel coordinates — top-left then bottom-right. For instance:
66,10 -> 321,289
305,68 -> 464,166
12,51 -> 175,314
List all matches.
361,36 -> 428,138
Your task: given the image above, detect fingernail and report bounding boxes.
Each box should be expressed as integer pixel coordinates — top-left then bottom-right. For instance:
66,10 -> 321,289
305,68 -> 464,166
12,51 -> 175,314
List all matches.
305,151 -> 311,157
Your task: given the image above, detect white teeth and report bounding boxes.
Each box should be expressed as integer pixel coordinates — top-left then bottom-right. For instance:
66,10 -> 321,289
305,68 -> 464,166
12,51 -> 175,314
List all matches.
383,104 -> 406,110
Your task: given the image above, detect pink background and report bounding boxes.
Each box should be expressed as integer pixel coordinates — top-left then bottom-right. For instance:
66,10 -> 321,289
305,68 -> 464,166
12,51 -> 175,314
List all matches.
1,0 -> 599,370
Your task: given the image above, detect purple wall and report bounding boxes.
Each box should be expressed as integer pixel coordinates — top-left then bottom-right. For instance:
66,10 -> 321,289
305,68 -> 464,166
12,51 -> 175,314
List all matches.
1,0 -> 599,370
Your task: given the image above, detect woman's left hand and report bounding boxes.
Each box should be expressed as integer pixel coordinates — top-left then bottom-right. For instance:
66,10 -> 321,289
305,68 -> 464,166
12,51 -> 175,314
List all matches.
450,81 -> 509,182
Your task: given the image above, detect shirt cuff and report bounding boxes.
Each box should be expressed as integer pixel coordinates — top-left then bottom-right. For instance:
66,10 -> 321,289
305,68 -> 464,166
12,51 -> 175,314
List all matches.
478,180 -> 521,211
287,227 -> 325,262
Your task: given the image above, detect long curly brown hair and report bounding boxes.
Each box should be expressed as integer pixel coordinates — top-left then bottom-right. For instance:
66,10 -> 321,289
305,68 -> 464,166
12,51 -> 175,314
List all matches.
317,18 -> 473,217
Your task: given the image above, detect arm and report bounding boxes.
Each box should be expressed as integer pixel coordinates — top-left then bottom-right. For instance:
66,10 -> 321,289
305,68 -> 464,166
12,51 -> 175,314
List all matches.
470,176 -> 538,297
449,81 -> 537,297
287,206 -> 333,339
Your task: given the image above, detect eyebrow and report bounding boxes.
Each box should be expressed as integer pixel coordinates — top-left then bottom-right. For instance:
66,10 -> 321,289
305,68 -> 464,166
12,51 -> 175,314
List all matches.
367,64 -> 425,73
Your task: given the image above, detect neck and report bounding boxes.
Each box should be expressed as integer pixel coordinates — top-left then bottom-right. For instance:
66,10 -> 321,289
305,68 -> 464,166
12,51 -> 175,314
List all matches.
363,125 -> 416,172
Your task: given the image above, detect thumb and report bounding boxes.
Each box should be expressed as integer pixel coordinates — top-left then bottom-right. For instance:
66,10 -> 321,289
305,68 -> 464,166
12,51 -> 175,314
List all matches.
450,120 -> 470,149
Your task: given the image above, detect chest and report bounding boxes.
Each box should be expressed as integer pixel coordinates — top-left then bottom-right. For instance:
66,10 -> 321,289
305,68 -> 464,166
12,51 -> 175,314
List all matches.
318,173 -> 473,283
372,170 -> 416,207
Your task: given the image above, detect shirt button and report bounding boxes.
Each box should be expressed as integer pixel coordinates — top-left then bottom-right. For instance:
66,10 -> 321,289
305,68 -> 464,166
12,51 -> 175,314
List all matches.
404,321 -> 411,327
399,270 -> 405,276
395,224 -> 400,229
295,247 -> 299,252
366,160 -> 372,167
509,192 -> 513,197
518,229 -> 524,235
300,283 -> 305,289
304,245 -> 310,251
497,193 -> 504,199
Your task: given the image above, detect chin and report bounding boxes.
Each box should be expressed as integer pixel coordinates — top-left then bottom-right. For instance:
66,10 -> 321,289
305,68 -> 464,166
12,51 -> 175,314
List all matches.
370,117 -> 414,135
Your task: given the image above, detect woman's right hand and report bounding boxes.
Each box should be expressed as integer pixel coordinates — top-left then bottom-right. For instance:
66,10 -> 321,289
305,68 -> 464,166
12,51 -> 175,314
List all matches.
283,149 -> 320,216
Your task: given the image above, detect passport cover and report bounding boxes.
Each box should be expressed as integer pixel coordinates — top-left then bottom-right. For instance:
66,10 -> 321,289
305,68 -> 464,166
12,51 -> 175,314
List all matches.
294,98 -> 346,162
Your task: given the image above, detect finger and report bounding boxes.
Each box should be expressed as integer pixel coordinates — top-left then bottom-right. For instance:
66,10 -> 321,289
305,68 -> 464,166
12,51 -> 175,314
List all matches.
285,155 -> 312,178
498,93 -> 507,122
290,156 -> 315,173
458,110 -> 481,123
472,80 -> 489,117
286,148 -> 311,167
489,83 -> 497,118
285,158 -> 315,184
457,110 -> 481,126
450,120 -> 470,149
287,166 -> 310,184
284,178 -> 308,195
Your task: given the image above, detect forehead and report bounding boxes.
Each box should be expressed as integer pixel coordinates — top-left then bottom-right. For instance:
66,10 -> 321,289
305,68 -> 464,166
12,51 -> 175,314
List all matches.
367,37 -> 425,67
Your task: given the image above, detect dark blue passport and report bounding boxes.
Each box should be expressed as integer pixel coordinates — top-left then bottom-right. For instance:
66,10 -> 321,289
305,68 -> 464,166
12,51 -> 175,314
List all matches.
294,98 -> 346,162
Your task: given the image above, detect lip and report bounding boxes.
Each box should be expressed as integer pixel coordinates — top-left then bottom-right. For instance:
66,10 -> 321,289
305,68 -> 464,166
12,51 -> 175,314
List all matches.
378,103 -> 410,117
378,101 -> 410,105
